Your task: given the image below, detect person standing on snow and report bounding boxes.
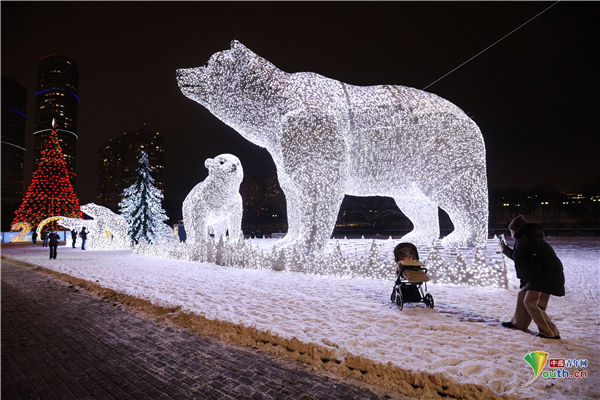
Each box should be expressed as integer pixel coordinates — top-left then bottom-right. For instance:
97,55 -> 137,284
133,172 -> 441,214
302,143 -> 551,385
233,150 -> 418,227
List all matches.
500,215 -> 565,339
41,229 -> 48,247
79,227 -> 88,250
48,230 -> 59,259
71,229 -> 78,248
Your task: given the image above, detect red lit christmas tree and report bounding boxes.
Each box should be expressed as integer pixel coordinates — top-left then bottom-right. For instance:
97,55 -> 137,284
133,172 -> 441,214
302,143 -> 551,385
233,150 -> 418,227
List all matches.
12,129 -> 82,230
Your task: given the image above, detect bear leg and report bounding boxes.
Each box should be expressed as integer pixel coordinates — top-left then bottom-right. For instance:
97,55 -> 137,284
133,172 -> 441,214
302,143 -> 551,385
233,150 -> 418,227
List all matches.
184,208 -> 207,245
273,171 -> 301,248
226,200 -> 243,241
279,107 -> 348,256
211,219 -> 228,240
430,167 -> 488,248
393,183 -> 440,245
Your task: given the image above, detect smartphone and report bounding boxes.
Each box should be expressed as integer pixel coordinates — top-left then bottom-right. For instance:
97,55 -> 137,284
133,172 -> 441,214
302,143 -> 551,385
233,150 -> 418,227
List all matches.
499,234 -> 507,245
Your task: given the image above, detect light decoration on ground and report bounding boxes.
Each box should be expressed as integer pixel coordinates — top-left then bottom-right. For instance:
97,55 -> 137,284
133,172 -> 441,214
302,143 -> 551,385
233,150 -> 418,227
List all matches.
36,216 -> 65,237
176,40 -> 489,266
182,154 -> 243,244
135,238 -> 507,288
119,151 -> 176,244
10,222 -> 32,242
12,129 -> 82,230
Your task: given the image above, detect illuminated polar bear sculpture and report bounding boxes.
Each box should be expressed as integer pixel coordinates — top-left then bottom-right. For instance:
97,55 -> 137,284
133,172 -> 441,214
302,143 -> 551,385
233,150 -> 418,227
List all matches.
82,203 -> 178,246
57,217 -> 97,247
182,154 -> 243,244
79,203 -> 131,248
177,41 -> 488,252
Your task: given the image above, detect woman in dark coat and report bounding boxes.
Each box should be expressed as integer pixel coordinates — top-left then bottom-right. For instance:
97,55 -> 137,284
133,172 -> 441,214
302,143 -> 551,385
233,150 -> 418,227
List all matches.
71,229 -> 78,248
501,215 -> 565,339
48,230 -> 59,259
79,227 -> 88,250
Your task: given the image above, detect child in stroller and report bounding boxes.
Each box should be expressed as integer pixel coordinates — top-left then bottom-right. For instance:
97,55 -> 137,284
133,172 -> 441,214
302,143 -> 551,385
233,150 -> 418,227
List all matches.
390,242 -> 434,310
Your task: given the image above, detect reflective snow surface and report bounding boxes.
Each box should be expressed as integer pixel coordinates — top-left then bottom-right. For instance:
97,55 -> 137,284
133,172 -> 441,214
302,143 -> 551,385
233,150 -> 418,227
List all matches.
3,236 -> 598,400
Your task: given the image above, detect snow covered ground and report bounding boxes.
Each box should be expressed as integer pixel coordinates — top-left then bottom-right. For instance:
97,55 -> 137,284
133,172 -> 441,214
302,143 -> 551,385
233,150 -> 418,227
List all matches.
2,237 -> 598,400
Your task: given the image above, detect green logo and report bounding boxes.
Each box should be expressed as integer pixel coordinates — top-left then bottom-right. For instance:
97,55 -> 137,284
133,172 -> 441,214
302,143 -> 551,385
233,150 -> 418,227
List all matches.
522,351 -> 549,388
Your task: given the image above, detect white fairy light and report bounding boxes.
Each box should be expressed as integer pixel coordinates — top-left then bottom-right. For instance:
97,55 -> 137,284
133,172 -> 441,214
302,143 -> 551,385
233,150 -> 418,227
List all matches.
79,203 -> 130,249
182,154 -> 243,244
57,217 -> 96,247
176,40 -> 488,265
135,236 -> 508,287
119,151 -> 175,244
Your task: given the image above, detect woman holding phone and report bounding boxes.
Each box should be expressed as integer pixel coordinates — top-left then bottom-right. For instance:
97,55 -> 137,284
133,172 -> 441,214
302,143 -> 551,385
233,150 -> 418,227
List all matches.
500,215 -> 565,339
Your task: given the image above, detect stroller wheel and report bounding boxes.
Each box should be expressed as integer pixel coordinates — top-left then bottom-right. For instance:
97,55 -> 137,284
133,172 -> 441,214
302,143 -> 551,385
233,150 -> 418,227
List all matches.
424,293 -> 434,309
395,292 -> 404,310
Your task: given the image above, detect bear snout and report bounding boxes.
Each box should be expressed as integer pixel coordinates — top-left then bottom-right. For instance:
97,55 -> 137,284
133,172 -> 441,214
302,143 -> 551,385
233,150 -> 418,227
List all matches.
176,67 -> 205,86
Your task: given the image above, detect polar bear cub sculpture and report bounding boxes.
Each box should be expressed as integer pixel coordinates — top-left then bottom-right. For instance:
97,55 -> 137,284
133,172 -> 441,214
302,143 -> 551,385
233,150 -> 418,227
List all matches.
177,41 -> 488,252
182,154 -> 243,244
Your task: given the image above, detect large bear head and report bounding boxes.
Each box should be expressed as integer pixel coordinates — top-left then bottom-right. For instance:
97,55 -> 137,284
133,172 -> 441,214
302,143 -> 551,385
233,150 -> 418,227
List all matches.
176,40 -> 281,143
205,153 -> 244,185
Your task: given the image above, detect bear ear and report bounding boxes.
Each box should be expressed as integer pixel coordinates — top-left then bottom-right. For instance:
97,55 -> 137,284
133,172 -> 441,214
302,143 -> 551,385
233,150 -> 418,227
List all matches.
204,158 -> 213,170
230,40 -> 251,54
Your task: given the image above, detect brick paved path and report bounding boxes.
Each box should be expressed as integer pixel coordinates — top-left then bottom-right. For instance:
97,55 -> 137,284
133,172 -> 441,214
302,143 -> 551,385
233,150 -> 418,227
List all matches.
1,260 -> 396,400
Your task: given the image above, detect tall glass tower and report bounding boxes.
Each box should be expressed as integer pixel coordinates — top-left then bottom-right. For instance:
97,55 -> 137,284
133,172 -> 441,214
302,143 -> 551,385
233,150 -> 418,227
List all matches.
1,75 -> 27,231
32,54 -> 79,181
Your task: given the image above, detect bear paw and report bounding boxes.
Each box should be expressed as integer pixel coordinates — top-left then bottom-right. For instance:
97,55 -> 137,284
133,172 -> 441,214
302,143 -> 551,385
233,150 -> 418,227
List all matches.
440,231 -> 483,249
272,234 -> 298,250
399,230 -> 439,246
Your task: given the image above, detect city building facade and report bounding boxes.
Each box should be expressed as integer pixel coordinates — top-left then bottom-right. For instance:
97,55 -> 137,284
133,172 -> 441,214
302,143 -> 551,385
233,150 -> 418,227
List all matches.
32,54 -> 79,182
1,75 -> 28,231
97,124 -> 165,211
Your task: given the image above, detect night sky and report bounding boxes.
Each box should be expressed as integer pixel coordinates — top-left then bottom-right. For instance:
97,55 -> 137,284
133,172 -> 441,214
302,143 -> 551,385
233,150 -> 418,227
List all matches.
2,1 -> 598,221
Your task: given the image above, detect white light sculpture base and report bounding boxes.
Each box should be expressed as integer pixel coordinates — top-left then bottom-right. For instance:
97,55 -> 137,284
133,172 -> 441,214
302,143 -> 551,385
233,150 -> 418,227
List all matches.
182,154 -> 243,244
135,237 -> 508,288
177,40 -> 488,259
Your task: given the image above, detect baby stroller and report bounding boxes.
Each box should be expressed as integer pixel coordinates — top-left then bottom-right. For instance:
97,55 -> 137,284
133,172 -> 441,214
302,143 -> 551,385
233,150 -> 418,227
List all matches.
390,242 -> 434,310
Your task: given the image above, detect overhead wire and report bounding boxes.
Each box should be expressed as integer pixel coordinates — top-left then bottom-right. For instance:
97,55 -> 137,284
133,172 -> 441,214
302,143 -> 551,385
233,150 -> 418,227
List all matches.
422,1 -> 561,91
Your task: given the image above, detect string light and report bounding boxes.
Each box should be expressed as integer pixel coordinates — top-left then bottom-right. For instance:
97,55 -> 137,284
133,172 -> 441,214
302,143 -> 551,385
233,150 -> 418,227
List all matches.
9,222 -> 32,242
12,130 -> 82,230
119,151 -> 175,244
136,237 -> 507,288
182,154 -> 244,244
36,216 -> 67,237
135,40 -> 502,287
80,203 -> 131,248
176,40 -> 489,261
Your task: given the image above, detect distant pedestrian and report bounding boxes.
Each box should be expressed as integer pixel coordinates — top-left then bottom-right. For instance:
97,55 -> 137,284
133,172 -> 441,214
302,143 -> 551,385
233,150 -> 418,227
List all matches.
500,215 -> 565,340
79,227 -> 88,250
41,230 -> 48,247
31,231 -> 38,244
71,229 -> 78,248
48,230 -> 59,259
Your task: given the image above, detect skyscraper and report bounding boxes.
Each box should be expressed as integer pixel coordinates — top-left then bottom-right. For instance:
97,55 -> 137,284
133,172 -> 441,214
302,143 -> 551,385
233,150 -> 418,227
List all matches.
1,75 -> 27,231
32,54 -> 79,182
97,124 -> 165,211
